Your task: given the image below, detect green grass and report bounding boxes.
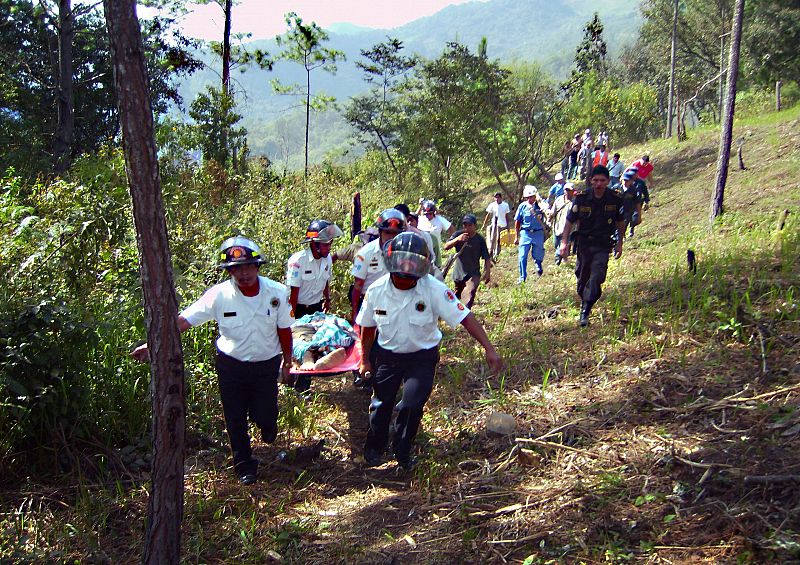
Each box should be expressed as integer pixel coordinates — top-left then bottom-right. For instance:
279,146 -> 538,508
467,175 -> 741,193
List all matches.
2,103 -> 800,564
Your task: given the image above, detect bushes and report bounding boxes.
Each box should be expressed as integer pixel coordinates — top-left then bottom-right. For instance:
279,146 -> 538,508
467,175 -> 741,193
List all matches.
736,82 -> 800,118
558,72 -> 661,147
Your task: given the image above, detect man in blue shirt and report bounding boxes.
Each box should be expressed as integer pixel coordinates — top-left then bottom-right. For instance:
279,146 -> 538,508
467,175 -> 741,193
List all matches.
547,172 -> 566,205
514,185 -> 548,283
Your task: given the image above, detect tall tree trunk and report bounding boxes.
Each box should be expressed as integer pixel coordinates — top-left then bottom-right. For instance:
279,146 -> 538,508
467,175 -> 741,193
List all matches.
305,66 -> 311,178
53,0 -> 74,174
718,4 -> 726,121
103,1 -> 186,563
710,0 -> 745,226
220,0 -> 232,167
666,0 -> 679,138
221,0 -> 231,96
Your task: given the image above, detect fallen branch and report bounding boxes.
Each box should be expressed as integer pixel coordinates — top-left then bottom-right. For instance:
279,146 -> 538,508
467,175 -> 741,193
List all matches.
515,438 -> 595,457
487,530 -> 552,545
743,475 -> 800,484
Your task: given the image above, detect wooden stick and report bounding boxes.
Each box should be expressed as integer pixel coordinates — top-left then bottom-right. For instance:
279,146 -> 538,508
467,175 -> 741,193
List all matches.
743,475 -> 800,484
487,530 -> 552,545
515,438 -> 595,457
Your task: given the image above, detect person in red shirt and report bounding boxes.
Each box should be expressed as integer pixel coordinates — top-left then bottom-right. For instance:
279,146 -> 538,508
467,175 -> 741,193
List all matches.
630,155 -> 654,190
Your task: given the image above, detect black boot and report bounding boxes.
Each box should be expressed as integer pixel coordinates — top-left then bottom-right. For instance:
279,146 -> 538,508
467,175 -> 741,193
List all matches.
579,302 -> 591,327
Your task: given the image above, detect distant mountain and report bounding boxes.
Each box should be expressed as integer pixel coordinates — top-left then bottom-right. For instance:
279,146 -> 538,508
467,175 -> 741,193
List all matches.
177,0 -> 642,169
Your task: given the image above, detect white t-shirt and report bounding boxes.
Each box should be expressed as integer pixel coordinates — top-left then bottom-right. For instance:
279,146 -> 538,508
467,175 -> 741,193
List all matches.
286,247 -> 332,305
418,214 -> 452,242
356,274 -> 469,353
351,238 -> 387,290
181,276 -> 293,362
485,200 -> 511,228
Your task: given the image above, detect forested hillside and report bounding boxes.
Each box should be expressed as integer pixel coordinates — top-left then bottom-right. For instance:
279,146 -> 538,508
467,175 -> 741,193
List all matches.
1,0 -> 799,562
177,0 -> 643,168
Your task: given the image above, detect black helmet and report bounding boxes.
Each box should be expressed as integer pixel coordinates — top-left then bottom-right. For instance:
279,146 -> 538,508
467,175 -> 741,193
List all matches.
376,208 -> 406,233
217,236 -> 267,269
303,219 -> 343,243
383,232 -> 431,279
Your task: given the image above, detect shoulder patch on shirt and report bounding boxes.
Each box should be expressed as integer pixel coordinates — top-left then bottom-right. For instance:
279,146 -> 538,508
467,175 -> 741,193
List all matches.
355,254 -> 365,262
270,297 -> 280,308
445,290 -> 456,302
457,303 -> 465,311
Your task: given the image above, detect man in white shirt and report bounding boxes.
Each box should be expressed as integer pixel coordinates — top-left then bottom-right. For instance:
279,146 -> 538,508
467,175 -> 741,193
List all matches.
287,219 -> 343,319
482,192 -> 511,260
350,209 -> 406,322
417,200 -> 454,267
287,219 -> 343,392
132,237 -> 293,485
357,232 -> 502,470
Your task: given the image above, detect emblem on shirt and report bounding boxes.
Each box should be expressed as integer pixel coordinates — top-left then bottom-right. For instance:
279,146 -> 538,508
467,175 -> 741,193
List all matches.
457,303 -> 465,311
271,297 -> 280,308
445,290 -> 456,302
375,309 -> 387,316
608,218 -> 612,224
415,301 -> 426,312
355,254 -> 365,262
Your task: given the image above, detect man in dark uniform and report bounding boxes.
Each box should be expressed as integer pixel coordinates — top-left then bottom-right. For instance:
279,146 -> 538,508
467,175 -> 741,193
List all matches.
619,169 -> 645,238
558,165 -> 625,327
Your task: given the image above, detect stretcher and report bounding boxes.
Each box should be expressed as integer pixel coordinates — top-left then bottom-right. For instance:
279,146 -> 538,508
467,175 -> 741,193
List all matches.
289,338 -> 363,378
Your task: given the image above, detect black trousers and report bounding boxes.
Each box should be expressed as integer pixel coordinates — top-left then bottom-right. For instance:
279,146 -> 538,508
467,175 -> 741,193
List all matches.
294,301 -> 323,319
575,241 -> 612,310
215,351 -> 281,476
365,344 -> 439,461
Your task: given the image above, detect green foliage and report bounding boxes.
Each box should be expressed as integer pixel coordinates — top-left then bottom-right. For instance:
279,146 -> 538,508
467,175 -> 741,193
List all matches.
735,82 -> 800,118
273,12 -> 345,175
188,86 -> 248,172
558,72 -> 661,146
566,12 -> 609,91
0,1 -> 199,175
345,38 -> 417,179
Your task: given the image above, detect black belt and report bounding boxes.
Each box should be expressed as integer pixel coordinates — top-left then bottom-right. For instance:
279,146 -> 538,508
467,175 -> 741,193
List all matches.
524,228 -> 543,232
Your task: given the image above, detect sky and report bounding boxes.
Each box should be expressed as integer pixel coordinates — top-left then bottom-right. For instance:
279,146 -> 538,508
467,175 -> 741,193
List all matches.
171,0 -> 477,41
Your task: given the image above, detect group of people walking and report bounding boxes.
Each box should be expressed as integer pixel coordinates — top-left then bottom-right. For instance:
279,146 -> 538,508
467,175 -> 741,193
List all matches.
132,204 -> 502,483
483,149 -> 655,326
130,138 -> 654,485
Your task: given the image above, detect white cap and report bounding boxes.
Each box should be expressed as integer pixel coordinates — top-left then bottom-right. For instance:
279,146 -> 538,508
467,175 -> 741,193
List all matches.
564,182 -> 575,191
585,128 -> 591,133
554,172 -> 564,181
522,185 -> 538,198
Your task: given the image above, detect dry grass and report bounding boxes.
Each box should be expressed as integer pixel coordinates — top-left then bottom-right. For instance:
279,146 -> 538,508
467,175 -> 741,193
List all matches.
2,107 -> 800,564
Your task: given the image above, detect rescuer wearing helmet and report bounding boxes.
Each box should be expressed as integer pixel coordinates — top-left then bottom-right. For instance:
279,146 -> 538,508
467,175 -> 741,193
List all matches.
356,232 -> 503,470
350,208 -> 406,322
287,219 -> 343,318
286,220 -> 343,393
132,236 -> 293,486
